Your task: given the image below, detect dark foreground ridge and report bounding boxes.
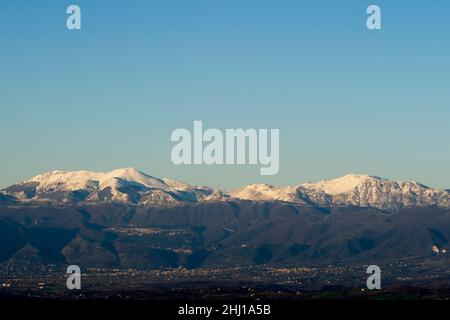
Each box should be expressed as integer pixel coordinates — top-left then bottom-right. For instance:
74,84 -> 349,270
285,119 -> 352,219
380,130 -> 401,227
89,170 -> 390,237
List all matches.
1,201 -> 450,301
0,202 -> 449,268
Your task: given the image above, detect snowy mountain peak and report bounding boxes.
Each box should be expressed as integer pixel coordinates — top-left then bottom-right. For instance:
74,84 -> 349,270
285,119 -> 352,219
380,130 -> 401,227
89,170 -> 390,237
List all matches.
23,167 -> 168,192
106,167 -> 156,181
230,184 -> 298,202
102,167 -> 167,189
230,174 -> 448,211
300,174 -> 373,195
2,168 -> 214,205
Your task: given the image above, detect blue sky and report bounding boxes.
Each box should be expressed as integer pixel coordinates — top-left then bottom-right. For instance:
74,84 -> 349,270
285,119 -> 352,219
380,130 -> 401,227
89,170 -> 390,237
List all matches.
1,0 -> 449,190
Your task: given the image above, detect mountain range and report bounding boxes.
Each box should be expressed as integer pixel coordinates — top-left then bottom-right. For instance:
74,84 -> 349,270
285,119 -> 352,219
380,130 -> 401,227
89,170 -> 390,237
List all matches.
0,168 -> 450,270
1,168 -> 448,212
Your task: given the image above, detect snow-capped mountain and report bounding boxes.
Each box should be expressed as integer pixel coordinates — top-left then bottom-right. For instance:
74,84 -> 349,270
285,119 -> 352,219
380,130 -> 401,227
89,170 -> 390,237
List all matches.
230,174 -> 448,211
0,168 -> 215,205
229,184 -> 299,203
0,169 -> 448,211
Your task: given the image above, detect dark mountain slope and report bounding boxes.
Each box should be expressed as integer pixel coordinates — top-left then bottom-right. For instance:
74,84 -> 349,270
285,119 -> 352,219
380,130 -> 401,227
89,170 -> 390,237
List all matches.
0,203 -> 449,269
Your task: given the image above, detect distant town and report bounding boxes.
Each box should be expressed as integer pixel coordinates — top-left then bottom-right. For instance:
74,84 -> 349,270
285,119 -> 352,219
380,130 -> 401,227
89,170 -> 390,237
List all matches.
2,257 -> 450,300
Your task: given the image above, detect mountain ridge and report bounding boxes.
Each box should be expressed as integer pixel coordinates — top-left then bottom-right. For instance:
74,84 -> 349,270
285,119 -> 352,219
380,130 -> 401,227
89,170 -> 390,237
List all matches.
0,168 -> 448,212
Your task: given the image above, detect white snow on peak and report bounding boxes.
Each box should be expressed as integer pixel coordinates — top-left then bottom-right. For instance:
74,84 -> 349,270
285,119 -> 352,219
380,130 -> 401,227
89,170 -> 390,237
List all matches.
103,168 -> 167,189
230,184 -> 298,202
300,174 -> 372,195
24,167 -> 167,192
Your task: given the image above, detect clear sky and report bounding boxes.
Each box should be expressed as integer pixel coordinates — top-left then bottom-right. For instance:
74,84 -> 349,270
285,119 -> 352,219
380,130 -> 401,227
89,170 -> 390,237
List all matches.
1,0 -> 449,190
